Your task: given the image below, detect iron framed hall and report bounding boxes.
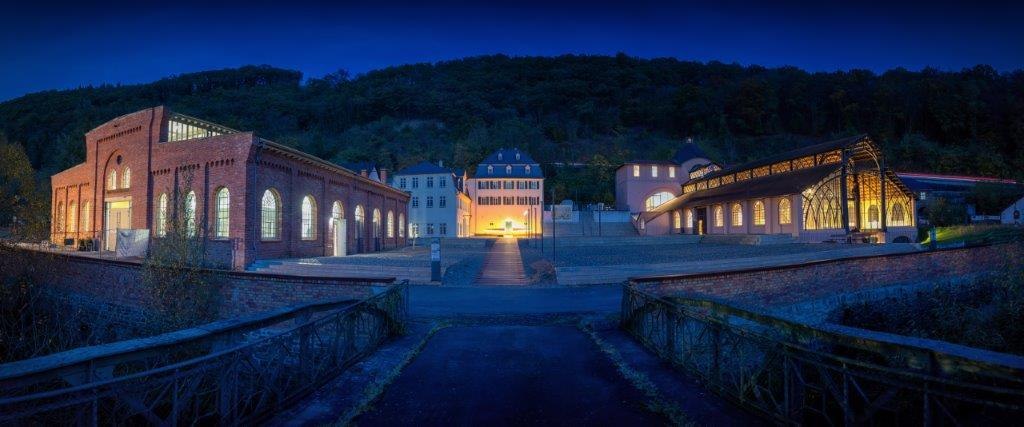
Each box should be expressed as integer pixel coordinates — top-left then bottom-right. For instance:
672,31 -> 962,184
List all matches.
640,135 -> 917,243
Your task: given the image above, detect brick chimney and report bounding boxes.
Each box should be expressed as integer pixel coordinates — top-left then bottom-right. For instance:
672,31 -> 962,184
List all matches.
379,168 -> 388,183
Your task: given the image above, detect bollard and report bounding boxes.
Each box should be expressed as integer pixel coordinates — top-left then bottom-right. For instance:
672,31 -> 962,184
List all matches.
929,227 -> 937,251
430,237 -> 441,282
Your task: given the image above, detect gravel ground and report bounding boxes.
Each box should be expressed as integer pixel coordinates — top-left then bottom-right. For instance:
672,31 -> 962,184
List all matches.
550,243 -> 847,267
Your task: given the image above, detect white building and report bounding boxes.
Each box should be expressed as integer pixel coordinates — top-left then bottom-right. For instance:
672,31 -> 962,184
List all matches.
466,148 -> 544,236
392,161 -> 471,238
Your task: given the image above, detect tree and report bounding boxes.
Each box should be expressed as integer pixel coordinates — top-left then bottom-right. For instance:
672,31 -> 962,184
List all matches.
0,137 -> 48,240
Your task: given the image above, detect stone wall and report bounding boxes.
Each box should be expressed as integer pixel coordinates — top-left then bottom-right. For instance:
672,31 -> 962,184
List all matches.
630,243 -> 1024,308
4,247 -> 394,323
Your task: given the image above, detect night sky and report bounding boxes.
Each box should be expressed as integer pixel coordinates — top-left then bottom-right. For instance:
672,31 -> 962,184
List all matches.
2,0 -> 1022,101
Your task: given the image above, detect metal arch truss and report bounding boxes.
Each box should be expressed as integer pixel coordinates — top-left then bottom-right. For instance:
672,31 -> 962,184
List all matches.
0,283 -> 409,426
620,285 -> 1024,425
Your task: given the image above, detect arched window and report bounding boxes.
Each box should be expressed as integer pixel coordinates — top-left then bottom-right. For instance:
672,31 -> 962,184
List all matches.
672,211 -> 681,229
753,200 -> 765,226
686,209 -> 694,229
398,213 -> 405,237
731,203 -> 743,227
487,165 -> 493,174
185,191 -> 197,237
714,205 -> 724,227
354,205 -> 365,238
891,202 -> 907,227
301,195 -> 317,240
506,165 -> 512,174
778,199 -> 792,225
644,191 -> 674,211
68,201 -> 77,233
261,189 -> 281,240
157,193 -> 168,237
372,209 -> 382,238
330,201 -> 344,235
387,211 -> 395,238
122,167 -> 131,189
525,165 -> 532,174
82,201 -> 91,232
867,205 -> 880,229
55,202 -> 64,233
215,187 -> 230,238
107,170 -> 117,190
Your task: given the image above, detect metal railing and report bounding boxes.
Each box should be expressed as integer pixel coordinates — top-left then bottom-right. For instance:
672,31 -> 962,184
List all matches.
0,281 -> 409,425
621,284 -> 1024,425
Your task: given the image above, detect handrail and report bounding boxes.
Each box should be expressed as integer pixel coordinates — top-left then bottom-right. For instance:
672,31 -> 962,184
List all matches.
631,286 -> 1024,382
0,291 -> 380,384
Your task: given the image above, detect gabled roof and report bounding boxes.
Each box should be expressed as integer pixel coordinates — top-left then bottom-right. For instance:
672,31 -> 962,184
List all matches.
474,148 -> 543,178
394,161 -> 452,176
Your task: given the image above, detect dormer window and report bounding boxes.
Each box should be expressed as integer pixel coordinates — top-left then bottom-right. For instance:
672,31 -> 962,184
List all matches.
525,165 -> 532,174
506,165 -> 512,174
487,165 -> 494,174
498,153 -> 503,161
516,153 -> 521,160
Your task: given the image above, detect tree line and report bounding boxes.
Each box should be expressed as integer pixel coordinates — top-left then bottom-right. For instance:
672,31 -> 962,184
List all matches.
1,55 -> 1022,206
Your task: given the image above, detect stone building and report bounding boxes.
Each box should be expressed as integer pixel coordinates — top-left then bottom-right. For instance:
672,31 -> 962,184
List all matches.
466,148 -> 544,236
391,161 -> 472,238
638,135 -> 917,243
49,107 -> 409,269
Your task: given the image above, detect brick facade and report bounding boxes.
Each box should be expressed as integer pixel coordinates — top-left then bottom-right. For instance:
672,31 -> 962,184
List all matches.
49,107 -> 408,269
631,244 -> 1024,307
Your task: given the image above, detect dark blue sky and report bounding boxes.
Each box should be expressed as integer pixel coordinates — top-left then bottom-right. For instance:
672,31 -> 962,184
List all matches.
2,0 -> 1022,101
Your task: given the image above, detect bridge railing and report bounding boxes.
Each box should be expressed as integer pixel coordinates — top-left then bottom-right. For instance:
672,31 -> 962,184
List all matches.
621,283 -> 1024,425
0,281 -> 409,425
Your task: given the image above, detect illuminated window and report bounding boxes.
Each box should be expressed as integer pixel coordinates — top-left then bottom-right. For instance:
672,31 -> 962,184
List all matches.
157,194 -> 168,237
686,209 -> 693,229
525,165 -> 532,174
108,170 -> 117,190
891,202 -> 908,226
82,201 -> 91,232
487,165 -> 493,175
398,213 -> 405,237
652,165 -> 658,178
753,166 -> 770,178
354,205 -> 365,238
372,209 -> 382,238
215,188 -> 230,238
669,167 -> 676,178
55,202 -> 64,233
672,211 -> 681,229
261,189 -> 281,240
122,167 -> 131,189
732,203 -> 743,227
633,165 -> 640,177
793,156 -> 815,170
184,191 -> 197,237
644,191 -> 674,211
387,211 -> 395,238
166,116 -> 228,142
714,205 -> 724,227
867,205 -> 880,229
753,200 -> 765,226
301,195 -> 317,240
778,198 -> 792,225
506,165 -> 512,174
68,201 -> 77,232
330,201 -> 344,236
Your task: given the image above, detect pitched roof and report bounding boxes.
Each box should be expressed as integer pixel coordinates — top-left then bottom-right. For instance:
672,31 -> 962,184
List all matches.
394,161 -> 452,176
474,148 -> 543,178
701,134 -> 867,182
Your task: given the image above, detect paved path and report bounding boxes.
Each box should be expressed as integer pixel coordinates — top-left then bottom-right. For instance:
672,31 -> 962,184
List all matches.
556,244 -> 921,285
475,237 -> 528,285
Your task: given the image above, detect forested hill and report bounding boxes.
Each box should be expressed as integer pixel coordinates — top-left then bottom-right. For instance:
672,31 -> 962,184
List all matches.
1,55 -> 1022,203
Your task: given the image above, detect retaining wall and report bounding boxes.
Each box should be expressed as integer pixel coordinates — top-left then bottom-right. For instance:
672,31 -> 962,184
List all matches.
630,243 -> 1024,308
2,247 -> 395,325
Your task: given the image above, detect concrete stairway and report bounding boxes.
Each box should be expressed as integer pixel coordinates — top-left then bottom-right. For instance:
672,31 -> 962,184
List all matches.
475,238 -> 529,285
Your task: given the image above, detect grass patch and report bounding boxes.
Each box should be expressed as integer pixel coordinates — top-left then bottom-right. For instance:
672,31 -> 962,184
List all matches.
920,225 -> 1024,247
578,322 -> 692,427
833,273 -> 1024,356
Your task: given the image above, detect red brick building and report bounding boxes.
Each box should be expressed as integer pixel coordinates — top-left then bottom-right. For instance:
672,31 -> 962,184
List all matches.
50,106 -> 409,269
